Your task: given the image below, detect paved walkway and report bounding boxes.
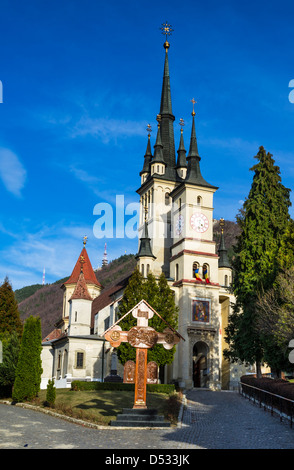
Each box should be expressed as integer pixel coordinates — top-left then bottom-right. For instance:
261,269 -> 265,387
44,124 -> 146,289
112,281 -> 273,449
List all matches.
0,390 -> 294,450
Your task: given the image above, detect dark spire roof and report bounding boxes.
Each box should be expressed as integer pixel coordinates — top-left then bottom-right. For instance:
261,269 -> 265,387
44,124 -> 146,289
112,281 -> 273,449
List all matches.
185,114 -> 216,188
140,134 -> 153,175
176,128 -> 187,169
135,212 -> 156,260
218,220 -> 231,268
152,121 -> 165,165
158,43 -> 176,181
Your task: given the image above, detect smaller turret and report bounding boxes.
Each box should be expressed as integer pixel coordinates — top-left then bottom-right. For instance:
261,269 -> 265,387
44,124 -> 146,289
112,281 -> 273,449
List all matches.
151,115 -> 166,177
176,119 -> 187,179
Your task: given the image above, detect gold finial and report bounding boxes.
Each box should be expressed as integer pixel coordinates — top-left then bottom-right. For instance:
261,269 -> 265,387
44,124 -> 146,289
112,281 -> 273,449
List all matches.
191,98 -> 197,116
219,218 -> 225,233
179,118 -> 185,133
80,255 -> 85,272
146,123 -> 152,137
160,22 -> 173,51
83,235 -> 88,247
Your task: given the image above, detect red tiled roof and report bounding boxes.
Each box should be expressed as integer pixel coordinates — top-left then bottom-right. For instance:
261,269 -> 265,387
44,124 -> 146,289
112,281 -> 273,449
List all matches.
65,247 -> 101,287
42,328 -> 62,342
70,271 -> 93,301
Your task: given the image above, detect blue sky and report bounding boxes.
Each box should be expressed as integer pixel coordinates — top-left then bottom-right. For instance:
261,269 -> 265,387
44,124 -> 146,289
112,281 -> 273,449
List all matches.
0,0 -> 294,290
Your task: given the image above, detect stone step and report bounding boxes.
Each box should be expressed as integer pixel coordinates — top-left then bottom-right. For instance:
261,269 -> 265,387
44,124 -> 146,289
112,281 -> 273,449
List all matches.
116,414 -> 165,422
110,419 -> 171,427
110,408 -> 170,427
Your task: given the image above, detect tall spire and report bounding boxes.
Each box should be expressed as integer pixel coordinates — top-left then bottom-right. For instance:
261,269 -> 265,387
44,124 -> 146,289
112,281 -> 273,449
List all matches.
218,219 -> 231,268
159,22 -> 176,180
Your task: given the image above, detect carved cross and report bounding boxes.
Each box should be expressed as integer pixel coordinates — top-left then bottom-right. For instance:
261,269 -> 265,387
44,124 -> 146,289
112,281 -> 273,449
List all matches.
103,300 -> 183,409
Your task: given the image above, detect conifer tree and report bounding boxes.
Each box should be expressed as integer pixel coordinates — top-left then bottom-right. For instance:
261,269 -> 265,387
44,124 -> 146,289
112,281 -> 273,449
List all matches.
225,146 -> 291,376
0,330 -> 21,397
12,316 -> 43,402
0,277 -> 22,337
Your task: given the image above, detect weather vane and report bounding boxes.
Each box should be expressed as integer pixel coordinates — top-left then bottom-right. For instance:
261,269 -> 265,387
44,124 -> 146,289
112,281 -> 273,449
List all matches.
219,218 -> 225,233
191,98 -> 197,116
83,235 -> 88,247
160,22 -> 173,51
146,123 -> 152,136
179,118 -> 185,133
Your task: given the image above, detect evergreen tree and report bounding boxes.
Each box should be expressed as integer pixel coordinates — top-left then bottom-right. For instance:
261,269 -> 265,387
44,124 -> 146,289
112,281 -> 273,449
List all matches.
116,268 -> 145,364
12,316 -> 43,402
116,269 -> 179,369
225,146 -> 291,376
45,379 -> 56,407
0,277 -> 23,337
0,330 -> 21,397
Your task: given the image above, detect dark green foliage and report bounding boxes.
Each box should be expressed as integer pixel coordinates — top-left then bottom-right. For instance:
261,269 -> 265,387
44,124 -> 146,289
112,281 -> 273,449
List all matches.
225,147 -> 292,374
45,379 -> 56,407
71,380 -> 175,394
116,269 -> 178,367
14,284 -> 44,303
0,277 -> 23,337
0,330 -> 21,397
12,316 -> 43,402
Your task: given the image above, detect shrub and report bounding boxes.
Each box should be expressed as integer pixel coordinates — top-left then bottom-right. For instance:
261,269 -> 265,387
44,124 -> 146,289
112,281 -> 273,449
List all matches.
71,381 -> 175,394
45,379 -> 56,407
240,375 -> 294,416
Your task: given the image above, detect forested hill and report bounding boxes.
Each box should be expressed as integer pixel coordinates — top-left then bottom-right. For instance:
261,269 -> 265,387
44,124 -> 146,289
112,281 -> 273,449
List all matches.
17,254 -> 137,338
15,220 -> 239,338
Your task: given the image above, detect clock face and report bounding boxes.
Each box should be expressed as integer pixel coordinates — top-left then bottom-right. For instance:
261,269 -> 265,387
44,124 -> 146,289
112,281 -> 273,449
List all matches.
175,214 -> 184,235
190,212 -> 209,233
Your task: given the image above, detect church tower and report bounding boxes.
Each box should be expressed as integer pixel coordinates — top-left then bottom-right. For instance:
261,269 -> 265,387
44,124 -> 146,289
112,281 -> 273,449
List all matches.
136,33 -> 177,278
136,24 -> 241,390
59,238 -> 102,333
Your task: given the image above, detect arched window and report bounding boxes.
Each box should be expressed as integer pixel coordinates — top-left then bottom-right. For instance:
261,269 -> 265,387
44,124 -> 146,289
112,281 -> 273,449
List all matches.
197,196 -> 202,206
175,263 -> 179,281
203,264 -> 210,283
165,192 -> 170,206
193,262 -> 201,280
147,264 -> 150,275
224,275 -> 228,286
141,264 -> 144,277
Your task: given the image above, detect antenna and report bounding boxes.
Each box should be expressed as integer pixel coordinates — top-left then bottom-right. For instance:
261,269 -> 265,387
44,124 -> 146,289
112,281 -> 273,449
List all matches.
102,243 -> 108,267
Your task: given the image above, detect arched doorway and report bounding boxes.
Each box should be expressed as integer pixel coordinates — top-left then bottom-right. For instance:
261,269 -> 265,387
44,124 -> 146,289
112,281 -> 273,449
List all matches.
193,341 -> 209,388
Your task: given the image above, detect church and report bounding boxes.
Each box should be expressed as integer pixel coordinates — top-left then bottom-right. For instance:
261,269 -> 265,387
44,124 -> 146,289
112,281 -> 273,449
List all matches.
41,30 -> 250,391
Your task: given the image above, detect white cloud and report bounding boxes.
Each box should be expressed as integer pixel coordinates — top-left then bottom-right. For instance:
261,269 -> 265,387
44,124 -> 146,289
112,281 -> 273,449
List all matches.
0,148 -> 27,197
70,117 -> 146,143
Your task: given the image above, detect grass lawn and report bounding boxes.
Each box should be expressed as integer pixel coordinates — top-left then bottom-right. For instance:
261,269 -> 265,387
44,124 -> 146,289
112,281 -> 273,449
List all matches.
32,389 -> 181,426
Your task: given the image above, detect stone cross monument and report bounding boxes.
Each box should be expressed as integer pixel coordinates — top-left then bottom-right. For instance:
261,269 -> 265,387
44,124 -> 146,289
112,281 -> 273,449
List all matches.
103,299 -> 184,409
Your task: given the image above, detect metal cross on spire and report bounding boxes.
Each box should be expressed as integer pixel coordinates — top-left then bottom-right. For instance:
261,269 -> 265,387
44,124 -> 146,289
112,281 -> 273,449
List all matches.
160,22 -> 173,40
191,98 -> 197,116
83,235 -> 88,247
160,22 -> 173,51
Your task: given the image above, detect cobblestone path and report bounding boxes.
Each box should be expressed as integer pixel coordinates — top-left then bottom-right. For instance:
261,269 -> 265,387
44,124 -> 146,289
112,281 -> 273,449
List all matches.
0,390 -> 294,450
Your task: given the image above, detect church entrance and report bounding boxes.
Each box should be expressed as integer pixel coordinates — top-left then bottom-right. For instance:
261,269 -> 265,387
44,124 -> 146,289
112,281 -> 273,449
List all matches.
193,341 -> 209,388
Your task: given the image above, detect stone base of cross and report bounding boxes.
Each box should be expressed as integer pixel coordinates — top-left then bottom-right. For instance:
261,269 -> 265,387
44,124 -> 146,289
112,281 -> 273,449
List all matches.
103,300 -> 184,409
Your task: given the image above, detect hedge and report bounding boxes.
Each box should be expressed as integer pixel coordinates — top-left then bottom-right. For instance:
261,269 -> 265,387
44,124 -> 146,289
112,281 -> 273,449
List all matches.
71,381 -> 175,394
240,375 -> 294,416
